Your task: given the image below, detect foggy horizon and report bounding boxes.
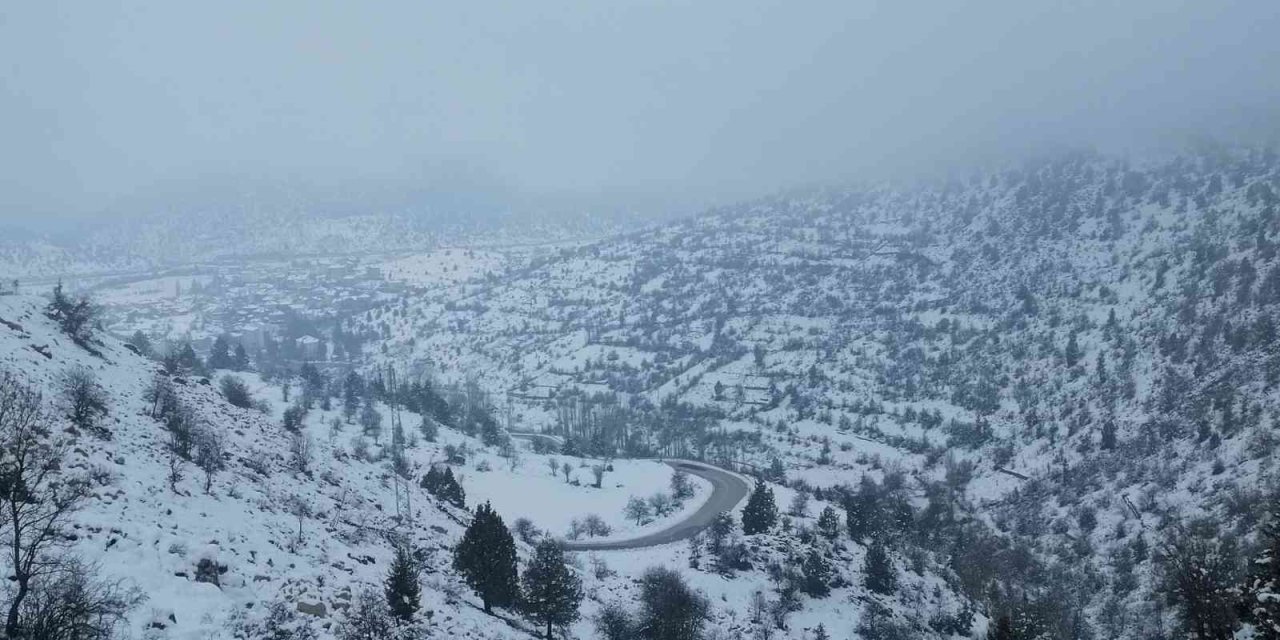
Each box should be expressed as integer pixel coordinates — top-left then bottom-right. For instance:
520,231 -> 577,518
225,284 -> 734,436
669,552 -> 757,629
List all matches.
4,0 -> 1280,226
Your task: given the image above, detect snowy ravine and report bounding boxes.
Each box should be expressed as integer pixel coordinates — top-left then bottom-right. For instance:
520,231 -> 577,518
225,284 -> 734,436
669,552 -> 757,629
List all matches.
2,293 -> 966,639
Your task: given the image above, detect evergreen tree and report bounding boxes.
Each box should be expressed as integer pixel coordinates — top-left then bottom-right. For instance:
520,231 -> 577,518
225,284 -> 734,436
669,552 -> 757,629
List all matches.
817,505 -> 841,540
232,343 -> 251,371
1100,419 -> 1117,450
741,483 -> 778,535
453,502 -> 519,614
813,623 -> 830,640
768,456 -> 786,482
801,549 -> 832,597
421,466 -> 442,494
522,539 -> 584,639
844,490 -> 880,542
385,545 -> 421,624
343,372 -> 364,423
986,613 -> 1014,640
420,466 -> 465,508
1065,332 -> 1081,368
207,336 -> 233,370
863,541 -> 897,595
442,468 -> 466,508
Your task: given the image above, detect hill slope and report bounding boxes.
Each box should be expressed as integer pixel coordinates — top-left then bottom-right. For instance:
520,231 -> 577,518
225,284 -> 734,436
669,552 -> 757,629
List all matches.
359,146 -> 1280,637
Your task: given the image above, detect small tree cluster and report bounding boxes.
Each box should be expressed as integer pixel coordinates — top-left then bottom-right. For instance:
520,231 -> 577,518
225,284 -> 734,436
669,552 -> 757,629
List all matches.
421,465 -> 466,509
219,375 -> 255,409
45,281 -> 97,344
593,567 -> 709,640
0,372 -> 140,636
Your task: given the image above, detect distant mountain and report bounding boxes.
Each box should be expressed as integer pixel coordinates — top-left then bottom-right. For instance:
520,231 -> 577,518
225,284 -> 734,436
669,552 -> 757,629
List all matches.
0,183 -> 667,280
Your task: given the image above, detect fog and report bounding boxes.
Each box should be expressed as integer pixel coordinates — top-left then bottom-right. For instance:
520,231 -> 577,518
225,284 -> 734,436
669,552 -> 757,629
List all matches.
3,0 -> 1279,224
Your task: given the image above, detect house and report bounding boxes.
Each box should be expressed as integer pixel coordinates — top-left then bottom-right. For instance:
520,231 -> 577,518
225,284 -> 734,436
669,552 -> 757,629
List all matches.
295,334 -> 326,361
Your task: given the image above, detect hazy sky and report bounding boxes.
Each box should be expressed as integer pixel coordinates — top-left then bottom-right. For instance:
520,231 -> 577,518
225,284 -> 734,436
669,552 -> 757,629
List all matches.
3,0 -> 1279,222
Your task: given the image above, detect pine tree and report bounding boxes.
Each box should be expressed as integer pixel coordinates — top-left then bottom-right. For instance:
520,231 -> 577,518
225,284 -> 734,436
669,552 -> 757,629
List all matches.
817,505 -> 841,540
343,372 -> 363,424
208,336 -> 233,370
844,490 -> 880,542
986,613 -> 1014,640
863,541 -> 897,595
232,343 -> 251,371
385,545 -> 421,624
1065,332 -> 1081,368
1100,419 -> 1117,450
813,623 -> 831,640
801,549 -> 832,597
741,483 -> 778,535
442,467 -> 466,508
522,539 -> 584,639
453,501 -> 519,614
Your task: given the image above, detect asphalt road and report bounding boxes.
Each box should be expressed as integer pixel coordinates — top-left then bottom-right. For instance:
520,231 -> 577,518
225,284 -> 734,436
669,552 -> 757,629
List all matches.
560,459 -> 751,552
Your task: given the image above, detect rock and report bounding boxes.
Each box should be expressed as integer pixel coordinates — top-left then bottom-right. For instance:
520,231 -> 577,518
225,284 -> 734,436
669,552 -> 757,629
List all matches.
296,601 -> 327,618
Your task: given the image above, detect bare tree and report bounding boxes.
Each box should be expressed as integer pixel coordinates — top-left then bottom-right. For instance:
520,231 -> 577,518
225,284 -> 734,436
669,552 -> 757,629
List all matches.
0,373 -> 93,637
591,464 -> 606,488
289,432 -> 314,477
58,365 -> 109,438
561,462 -> 573,484
194,424 -> 226,493
143,372 -> 176,419
287,495 -> 311,549
18,558 -> 142,640
166,435 -> 184,494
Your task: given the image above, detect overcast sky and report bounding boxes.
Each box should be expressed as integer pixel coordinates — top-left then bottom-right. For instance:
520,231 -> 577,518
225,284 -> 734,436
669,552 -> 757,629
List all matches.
3,0 -> 1279,223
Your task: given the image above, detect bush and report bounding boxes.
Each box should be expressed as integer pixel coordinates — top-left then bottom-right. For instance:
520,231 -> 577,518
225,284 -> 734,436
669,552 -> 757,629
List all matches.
283,403 -> 308,432
59,365 -> 109,438
513,517 -> 543,545
18,559 -> 141,640
234,599 -> 318,640
46,281 -> 98,344
219,375 -> 254,409
336,589 -> 395,640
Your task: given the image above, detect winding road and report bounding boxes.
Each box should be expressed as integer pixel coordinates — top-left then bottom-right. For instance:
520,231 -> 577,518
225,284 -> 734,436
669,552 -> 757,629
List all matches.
506,433 -> 753,551
560,459 -> 752,552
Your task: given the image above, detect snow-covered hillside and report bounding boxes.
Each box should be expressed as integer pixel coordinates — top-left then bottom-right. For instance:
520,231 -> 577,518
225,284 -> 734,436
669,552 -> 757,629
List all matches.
2,293 -> 962,639
351,147 -> 1280,638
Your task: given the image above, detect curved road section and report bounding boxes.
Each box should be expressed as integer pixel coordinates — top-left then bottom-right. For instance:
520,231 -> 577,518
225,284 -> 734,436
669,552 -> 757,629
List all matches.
560,460 -> 752,552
